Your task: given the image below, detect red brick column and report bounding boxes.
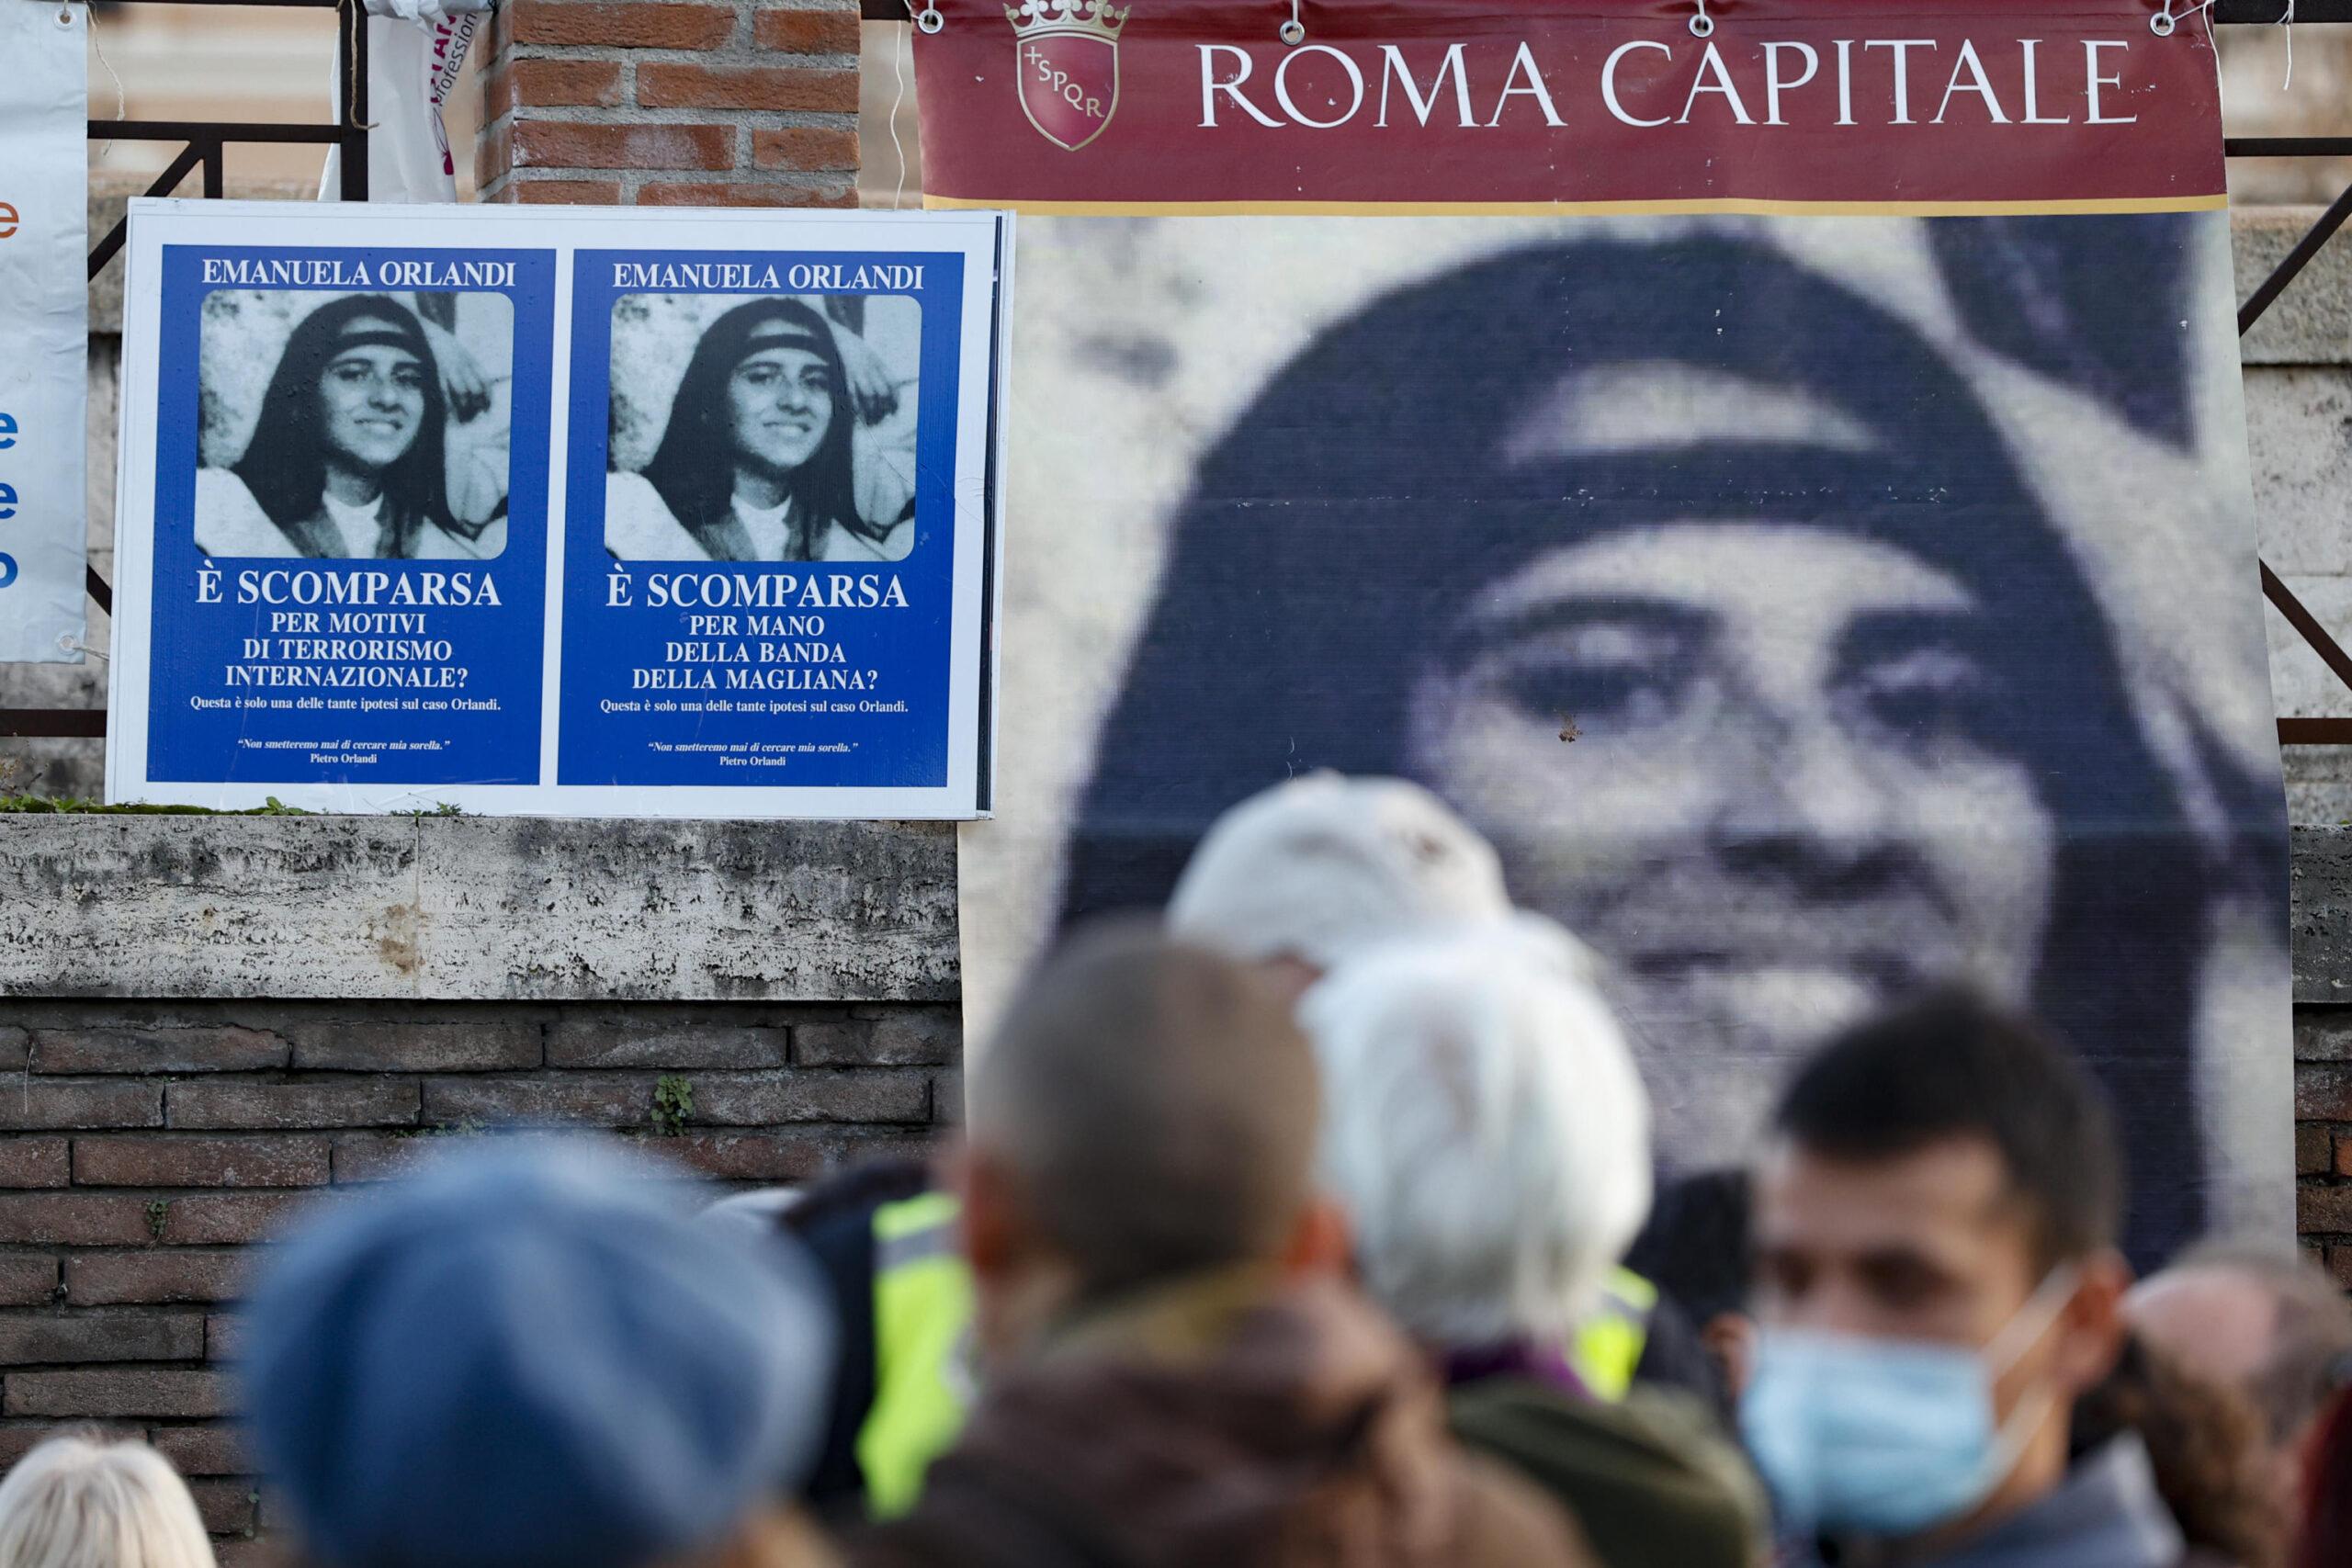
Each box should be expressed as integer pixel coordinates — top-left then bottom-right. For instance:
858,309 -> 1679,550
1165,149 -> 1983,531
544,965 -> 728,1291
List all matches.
476,0 -> 863,207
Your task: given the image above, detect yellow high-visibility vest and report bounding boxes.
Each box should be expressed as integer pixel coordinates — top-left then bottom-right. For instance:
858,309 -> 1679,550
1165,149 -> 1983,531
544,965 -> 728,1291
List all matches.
1571,1266 -> 1657,1403
857,1191 -> 975,1519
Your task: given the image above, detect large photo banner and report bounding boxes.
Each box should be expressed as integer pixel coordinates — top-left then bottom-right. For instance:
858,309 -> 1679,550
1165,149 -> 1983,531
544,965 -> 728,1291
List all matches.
0,1 -> 89,664
107,202 -> 1009,818
926,0 -> 2294,1260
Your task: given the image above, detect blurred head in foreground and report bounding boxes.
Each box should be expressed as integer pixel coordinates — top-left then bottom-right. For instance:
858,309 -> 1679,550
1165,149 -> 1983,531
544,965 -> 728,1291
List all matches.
1745,989 -> 2133,1554
1625,1168 -> 1758,1401
2069,1333 -> 2285,1568
1303,914 -> 1650,1355
876,919 -> 1591,1566
957,919 -> 1340,1360
1167,772 -> 1514,1000
1300,921 -> 1778,1568
2126,1239 -> 2352,1520
241,1145 -> 839,1568
0,1434 -> 216,1568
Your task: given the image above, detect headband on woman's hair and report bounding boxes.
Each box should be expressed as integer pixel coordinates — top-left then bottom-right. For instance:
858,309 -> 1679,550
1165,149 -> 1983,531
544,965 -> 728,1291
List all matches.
330,326 -> 423,356
740,322 -> 830,360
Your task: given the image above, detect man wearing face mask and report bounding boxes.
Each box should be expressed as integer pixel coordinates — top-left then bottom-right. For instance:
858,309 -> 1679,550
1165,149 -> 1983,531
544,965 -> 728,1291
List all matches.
1743,989 -> 2215,1568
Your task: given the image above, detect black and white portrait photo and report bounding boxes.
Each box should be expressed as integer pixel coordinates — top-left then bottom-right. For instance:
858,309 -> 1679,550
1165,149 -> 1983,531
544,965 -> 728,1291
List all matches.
194,289 -> 512,560
603,293 -> 919,564
961,214 -> 2293,1265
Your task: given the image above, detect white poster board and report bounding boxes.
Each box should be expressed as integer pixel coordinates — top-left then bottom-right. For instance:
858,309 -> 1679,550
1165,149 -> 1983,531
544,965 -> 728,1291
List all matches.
108,200 -> 1009,818
0,1 -> 89,664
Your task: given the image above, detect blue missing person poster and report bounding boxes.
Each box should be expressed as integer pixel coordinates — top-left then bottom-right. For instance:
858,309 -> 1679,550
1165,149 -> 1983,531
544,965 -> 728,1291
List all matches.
560,253 -> 961,792
146,245 -> 552,788
106,202 -> 1009,818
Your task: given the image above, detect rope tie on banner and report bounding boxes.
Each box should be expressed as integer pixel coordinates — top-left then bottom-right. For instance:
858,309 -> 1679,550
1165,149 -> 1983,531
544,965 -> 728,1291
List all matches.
1279,0 -> 1304,48
341,9 -> 380,130
909,0 -> 944,37
2282,0 -> 2298,91
888,21 -> 913,208
1689,0 -> 1713,39
79,2 -> 130,161
2152,0 -> 2216,35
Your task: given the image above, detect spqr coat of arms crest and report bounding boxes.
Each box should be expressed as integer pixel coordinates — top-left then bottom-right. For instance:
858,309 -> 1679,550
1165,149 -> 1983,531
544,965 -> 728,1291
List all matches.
1004,0 -> 1128,152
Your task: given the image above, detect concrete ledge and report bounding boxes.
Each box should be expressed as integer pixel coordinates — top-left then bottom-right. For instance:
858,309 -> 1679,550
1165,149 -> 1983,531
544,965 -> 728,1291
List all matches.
2296,824 -> 2352,1002
15,815 -> 2344,1004
0,817 -> 956,1003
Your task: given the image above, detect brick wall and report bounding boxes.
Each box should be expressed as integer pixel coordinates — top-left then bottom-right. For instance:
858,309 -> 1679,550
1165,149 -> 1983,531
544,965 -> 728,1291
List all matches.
476,0 -> 863,206
0,998 -> 955,1561
2298,1005 -> 2352,1284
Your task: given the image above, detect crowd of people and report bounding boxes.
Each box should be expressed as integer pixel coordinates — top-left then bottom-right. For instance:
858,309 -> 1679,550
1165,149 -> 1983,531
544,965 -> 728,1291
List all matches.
1,773 -> 2345,1568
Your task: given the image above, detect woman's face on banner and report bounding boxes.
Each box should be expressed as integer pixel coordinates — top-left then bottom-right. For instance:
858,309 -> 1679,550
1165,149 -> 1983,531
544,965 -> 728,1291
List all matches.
317,338 -> 426,475
1404,521 -> 2059,1158
728,344 -> 835,475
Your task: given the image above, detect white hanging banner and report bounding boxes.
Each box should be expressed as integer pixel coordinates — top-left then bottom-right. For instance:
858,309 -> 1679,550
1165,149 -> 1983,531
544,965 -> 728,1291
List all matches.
322,11 -> 485,205
0,1 -> 89,663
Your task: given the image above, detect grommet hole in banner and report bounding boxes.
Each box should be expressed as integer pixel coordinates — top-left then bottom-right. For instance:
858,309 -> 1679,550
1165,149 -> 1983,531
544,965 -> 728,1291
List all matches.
1690,0 -> 1713,39
2151,1 -> 2220,35
1279,0 -> 1303,47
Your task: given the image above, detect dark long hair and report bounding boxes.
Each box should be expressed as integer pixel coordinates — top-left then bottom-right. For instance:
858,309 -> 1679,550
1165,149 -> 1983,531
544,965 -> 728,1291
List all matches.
233,294 -> 452,555
2075,1334 -> 2287,1568
639,299 -> 858,558
1064,234 -> 2264,1263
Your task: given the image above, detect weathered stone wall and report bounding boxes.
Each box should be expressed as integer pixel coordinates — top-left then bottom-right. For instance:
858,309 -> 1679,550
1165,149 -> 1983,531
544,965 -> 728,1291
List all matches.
0,817 -> 956,1002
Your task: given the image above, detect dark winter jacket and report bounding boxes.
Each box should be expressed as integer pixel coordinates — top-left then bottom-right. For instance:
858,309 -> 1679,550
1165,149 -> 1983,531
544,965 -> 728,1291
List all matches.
848,1271 -> 1591,1568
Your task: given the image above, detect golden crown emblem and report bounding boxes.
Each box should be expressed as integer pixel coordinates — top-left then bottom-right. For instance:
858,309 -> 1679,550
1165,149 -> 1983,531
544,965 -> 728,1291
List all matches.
1002,0 -> 1129,41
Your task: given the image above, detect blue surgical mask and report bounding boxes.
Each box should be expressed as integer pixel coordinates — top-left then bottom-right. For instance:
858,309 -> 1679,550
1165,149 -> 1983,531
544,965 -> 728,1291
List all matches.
1738,1266 -> 2077,1540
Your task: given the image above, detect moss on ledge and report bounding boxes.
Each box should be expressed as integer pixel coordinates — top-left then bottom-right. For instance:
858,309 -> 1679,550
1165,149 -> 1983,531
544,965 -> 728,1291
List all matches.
0,795 -> 312,816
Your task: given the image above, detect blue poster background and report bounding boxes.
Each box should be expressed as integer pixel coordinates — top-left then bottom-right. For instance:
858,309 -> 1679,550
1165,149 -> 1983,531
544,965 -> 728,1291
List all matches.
557,250 -> 967,789
145,244 -> 554,786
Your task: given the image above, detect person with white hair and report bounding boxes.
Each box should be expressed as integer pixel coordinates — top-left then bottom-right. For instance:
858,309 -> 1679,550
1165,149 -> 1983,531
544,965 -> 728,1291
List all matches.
1304,919 -> 1769,1568
1166,770 -> 1515,999
0,1434 -> 218,1568
1173,773 -> 1713,1405
753,772 -> 1530,1525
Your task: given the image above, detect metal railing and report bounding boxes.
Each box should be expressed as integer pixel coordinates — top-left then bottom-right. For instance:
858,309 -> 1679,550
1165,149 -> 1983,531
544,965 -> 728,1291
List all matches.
2234,118 -> 2352,743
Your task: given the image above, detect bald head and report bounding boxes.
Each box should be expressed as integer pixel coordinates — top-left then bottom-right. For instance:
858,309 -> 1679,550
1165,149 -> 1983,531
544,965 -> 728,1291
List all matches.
2127,1243 -> 2352,1448
969,920 -> 1321,1302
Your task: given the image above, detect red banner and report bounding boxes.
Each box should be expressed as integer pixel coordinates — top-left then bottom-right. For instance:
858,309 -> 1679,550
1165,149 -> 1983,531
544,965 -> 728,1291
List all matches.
916,0 -> 2223,212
